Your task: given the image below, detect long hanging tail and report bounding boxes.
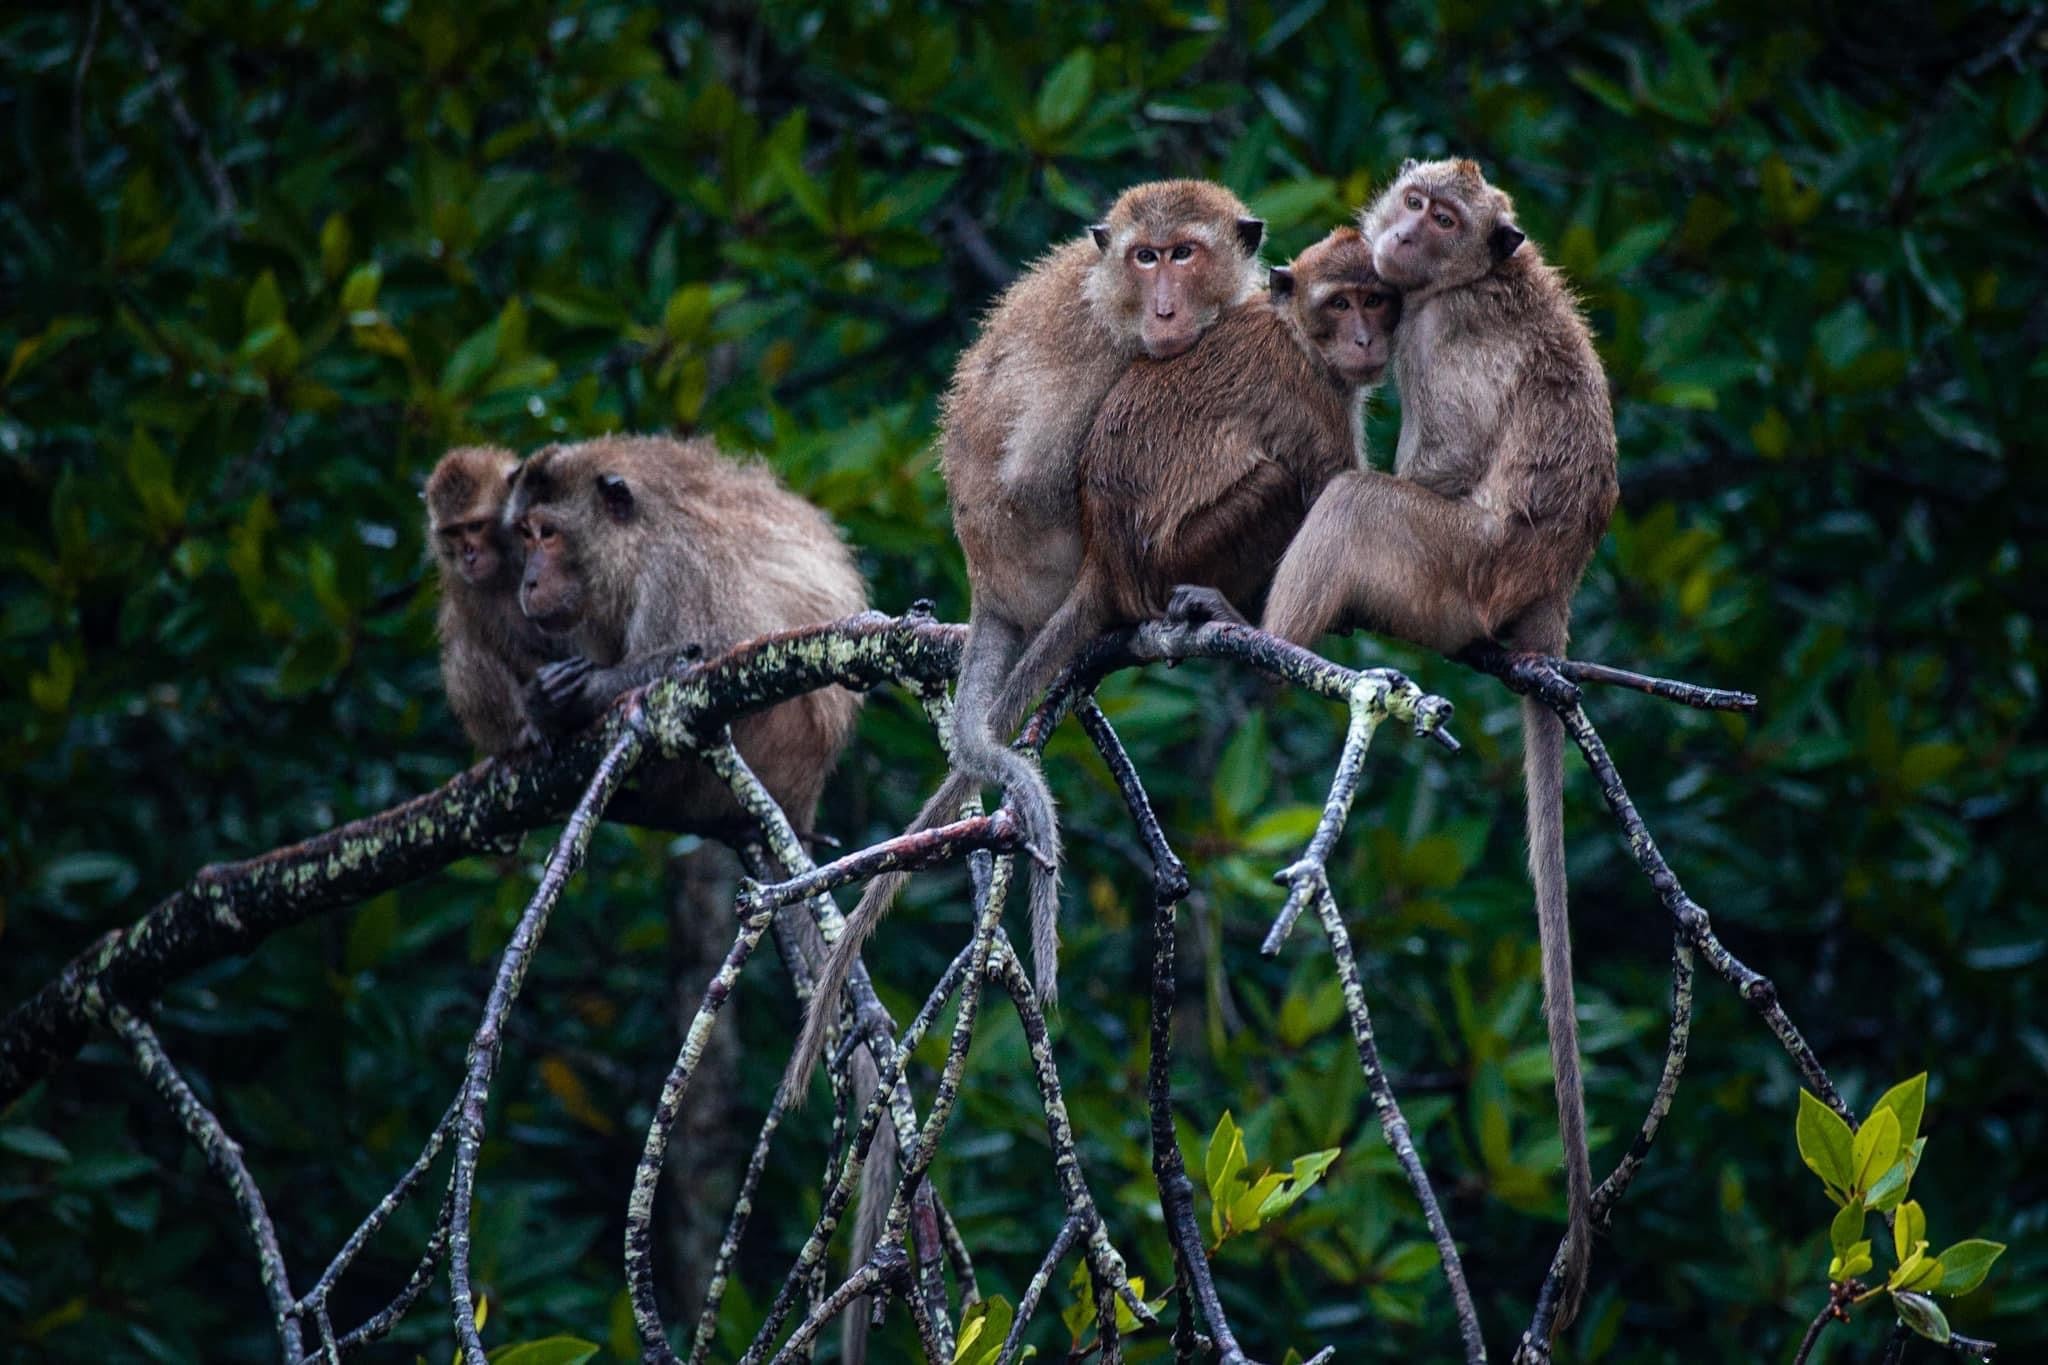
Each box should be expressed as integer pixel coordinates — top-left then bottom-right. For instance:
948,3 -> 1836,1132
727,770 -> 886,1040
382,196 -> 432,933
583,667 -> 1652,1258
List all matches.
784,767 -> 978,1098
962,584 -> 1115,1005
1526,697 -> 1593,1334
840,1047 -> 898,1365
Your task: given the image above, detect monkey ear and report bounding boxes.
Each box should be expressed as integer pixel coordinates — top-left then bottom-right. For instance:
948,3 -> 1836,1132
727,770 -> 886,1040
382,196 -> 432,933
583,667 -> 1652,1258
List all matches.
1235,217 -> 1266,255
597,473 -> 635,523
1089,223 -> 1111,253
1267,266 -> 1295,297
1489,221 -> 1526,263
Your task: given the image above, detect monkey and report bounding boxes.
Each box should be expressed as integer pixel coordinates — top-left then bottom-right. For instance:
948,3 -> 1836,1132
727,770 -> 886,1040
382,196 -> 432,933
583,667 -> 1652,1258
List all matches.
789,227 -> 1400,1091
806,180 -> 1267,1037
507,433 -> 867,832
1188,159 -> 1619,1335
425,444 -> 566,755
503,433 -> 895,1359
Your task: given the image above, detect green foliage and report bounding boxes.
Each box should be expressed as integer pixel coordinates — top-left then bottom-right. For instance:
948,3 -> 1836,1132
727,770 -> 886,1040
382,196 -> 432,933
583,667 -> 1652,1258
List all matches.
1795,1079 -> 2007,1347
1201,1110 -> 1341,1248
1,1 -> 2041,1361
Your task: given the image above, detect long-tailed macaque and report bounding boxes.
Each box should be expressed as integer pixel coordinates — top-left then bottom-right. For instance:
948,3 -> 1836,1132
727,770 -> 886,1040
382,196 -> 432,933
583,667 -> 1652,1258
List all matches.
426,445 -> 564,754
503,433 -> 891,1357
790,228 -> 1398,1089
818,180 -> 1266,1014
506,434 -> 865,831
1251,160 -> 1619,1333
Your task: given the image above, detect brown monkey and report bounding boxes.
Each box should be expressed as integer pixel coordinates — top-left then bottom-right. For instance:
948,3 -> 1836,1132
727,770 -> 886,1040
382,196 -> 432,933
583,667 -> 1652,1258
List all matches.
425,444 -> 564,754
822,180 -> 1267,1020
1247,159 -> 1619,1334
507,433 -> 866,833
791,228 -> 1398,1088
504,434 -> 895,1355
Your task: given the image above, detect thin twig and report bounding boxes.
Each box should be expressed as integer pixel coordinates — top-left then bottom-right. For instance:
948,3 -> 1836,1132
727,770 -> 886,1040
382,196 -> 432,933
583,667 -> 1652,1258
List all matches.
109,1004 -> 304,1363
449,726 -> 647,1363
111,0 -> 238,225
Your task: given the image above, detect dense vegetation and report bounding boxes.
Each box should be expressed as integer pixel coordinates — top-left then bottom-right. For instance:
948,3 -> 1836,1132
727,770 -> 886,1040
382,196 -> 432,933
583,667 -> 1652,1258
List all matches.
2,2 -> 2042,1360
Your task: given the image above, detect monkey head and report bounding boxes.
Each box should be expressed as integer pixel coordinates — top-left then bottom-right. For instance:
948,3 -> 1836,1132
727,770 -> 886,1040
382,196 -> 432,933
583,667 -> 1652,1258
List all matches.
1271,228 -> 1401,387
425,445 -> 521,588
504,445 -> 637,637
1360,157 -> 1526,299
1084,179 -> 1266,361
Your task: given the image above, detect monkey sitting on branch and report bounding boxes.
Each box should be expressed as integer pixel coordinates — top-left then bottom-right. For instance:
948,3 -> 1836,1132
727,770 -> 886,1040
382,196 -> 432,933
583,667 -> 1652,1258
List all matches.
1176,158 -> 1619,1337
505,434 -> 866,835
811,179 -> 1267,1020
504,432 -> 904,1359
791,227 -> 1401,1088
426,444 -> 568,755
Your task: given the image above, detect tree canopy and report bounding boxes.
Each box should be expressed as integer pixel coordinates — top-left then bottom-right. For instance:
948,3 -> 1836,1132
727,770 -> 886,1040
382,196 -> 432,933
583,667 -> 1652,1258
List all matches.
1,2 -> 2042,1361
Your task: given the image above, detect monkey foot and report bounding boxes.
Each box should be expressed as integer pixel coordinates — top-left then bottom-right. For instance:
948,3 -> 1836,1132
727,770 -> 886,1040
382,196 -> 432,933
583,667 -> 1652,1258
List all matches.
1162,583 -> 1248,629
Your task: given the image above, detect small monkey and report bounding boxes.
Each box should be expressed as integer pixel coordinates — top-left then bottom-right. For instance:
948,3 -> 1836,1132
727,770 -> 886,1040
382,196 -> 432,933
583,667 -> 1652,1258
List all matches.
425,444 -> 564,754
791,228 -> 1397,1089
1237,159 -> 1619,1333
504,434 -> 894,1356
823,180 -> 1267,1023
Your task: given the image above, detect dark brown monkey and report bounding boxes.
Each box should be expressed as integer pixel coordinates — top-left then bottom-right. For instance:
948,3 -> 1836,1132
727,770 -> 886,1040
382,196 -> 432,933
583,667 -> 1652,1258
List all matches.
1248,159 -> 1619,1334
504,434 -> 894,1354
790,228 -> 1397,1088
425,444 -> 564,754
820,181 -> 1266,1020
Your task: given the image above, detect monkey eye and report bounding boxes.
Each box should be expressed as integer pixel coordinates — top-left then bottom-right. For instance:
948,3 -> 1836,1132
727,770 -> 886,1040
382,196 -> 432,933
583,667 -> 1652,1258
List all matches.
1405,192 -> 1423,210
1133,246 -> 1159,266
1433,211 -> 1456,230
1328,295 -> 1352,311
1363,292 -> 1389,310
1169,243 -> 1195,263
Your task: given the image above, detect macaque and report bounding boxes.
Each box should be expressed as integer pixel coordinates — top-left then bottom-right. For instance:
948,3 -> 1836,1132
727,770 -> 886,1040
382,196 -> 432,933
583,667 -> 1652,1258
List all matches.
506,433 -> 866,834
790,228 -> 1397,1088
805,181 -> 1265,1025
1246,159 -> 1620,1333
505,434 -> 897,1356
426,444 -> 564,754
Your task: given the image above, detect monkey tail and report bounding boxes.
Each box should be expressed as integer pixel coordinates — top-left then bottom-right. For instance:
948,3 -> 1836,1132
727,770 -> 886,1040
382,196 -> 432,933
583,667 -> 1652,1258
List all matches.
1526,697 -> 1593,1335
840,1046 -> 899,1365
961,588 -> 1115,1006
784,768 -> 978,1100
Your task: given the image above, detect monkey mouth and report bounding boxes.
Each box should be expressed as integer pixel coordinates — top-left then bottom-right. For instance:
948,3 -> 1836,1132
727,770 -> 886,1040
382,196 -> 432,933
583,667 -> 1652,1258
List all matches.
1141,328 -> 1200,360
523,604 -> 580,635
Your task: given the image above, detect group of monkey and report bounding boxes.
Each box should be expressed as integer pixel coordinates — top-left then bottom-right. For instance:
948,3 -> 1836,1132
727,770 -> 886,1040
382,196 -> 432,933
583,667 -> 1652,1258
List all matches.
425,157 -> 1619,1336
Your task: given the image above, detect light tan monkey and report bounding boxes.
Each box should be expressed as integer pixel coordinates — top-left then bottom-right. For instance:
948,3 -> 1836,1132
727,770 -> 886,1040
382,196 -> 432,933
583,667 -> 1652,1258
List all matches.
1254,159 -> 1619,1333
504,433 -> 892,1356
789,228 -> 1396,1090
800,182 -> 1266,1048
426,444 -> 565,754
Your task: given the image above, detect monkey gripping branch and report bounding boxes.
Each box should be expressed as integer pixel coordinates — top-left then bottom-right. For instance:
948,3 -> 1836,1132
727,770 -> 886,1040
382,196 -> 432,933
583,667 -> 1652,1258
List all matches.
0,610 -> 1999,1364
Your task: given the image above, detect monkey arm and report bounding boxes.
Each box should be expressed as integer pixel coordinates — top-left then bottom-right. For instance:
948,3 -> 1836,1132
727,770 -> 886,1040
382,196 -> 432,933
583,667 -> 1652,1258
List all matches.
441,635 -> 533,755
1261,469 -> 1508,654
525,643 -> 713,736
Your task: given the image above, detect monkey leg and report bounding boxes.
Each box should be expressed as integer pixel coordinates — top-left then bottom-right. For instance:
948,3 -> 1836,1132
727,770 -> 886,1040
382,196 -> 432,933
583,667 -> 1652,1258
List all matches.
1261,470 -> 1502,654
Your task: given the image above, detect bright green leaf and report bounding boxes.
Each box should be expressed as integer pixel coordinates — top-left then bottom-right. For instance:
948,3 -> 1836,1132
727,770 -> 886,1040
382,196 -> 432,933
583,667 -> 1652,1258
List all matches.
1797,1090 -> 1855,1193
1035,50 -> 1095,135
488,1337 -> 600,1365
1831,1198 -> 1866,1261
1932,1240 -> 2005,1297
1850,1107 -> 1900,1194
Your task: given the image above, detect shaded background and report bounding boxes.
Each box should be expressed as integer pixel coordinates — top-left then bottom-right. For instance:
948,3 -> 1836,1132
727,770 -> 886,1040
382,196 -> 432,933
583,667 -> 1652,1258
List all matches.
2,1 -> 2043,1360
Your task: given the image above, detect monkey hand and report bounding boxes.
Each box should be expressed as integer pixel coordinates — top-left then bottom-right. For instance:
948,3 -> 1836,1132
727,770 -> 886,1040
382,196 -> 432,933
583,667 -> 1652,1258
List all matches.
1163,584 -> 1249,629
526,655 -> 605,735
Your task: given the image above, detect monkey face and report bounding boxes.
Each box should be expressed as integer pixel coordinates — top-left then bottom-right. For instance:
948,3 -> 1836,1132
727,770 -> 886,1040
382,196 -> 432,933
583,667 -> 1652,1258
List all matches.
1370,184 -> 1471,290
1310,283 -> 1401,386
439,521 -> 507,586
1123,236 -> 1226,360
514,513 -> 584,634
